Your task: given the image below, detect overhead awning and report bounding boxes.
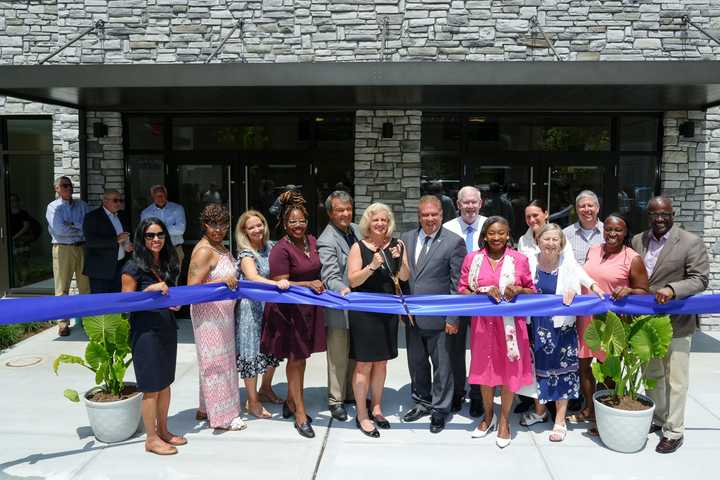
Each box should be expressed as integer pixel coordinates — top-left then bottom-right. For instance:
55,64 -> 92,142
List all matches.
1,61 -> 720,112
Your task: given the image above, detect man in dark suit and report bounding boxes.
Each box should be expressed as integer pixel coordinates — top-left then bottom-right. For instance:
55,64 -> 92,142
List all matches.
317,190 -> 362,422
632,196 -> 709,454
400,195 -> 466,433
83,189 -> 133,293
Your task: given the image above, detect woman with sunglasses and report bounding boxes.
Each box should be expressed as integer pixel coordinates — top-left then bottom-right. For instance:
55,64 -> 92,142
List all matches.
261,190 -> 326,439
188,203 -> 246,431
121,217 -> 183,455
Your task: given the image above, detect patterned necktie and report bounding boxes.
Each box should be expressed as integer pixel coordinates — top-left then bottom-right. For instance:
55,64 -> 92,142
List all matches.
418,235 -> 432,264
465,225 -> 474,253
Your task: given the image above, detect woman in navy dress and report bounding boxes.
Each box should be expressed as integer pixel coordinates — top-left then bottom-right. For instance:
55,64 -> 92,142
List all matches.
121,217 -> 183,455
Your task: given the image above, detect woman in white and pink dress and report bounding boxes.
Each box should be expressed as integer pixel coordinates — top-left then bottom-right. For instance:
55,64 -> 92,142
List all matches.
188,203 -> 245,431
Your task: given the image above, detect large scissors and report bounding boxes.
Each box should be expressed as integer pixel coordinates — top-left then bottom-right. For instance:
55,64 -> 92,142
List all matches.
379,245 -> 415,326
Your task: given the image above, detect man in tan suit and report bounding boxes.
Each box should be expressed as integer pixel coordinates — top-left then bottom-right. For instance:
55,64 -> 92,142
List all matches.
632,196 -> 709,454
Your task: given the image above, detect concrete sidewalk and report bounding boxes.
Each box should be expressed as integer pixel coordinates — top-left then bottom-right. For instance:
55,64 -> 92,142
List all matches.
1,320 -> 719,480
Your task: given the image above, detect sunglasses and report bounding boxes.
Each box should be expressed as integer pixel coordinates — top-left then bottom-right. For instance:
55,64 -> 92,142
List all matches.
144,232 -> 166,240
109,198 -> 124,203
59,184 -> 73,189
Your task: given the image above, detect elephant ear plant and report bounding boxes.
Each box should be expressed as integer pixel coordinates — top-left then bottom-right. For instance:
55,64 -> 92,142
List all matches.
584,311 -> 673,408
53,313 -> 134,402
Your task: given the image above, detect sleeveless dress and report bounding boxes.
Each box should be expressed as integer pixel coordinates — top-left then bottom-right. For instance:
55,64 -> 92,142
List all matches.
261,236 -> 326,360
235,242 -> 280,378
530,270 -> 580,403
189,249 -> 240,428
577,244 -> 640,361
348,239 -> 401,362
123,259 -> 178,393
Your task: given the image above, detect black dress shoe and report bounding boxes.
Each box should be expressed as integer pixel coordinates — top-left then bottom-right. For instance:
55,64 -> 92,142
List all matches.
403,406 -> 430,423
374,416 -> 391,429
513,396 -> 533,414
451,395 -> 464,413
294,421 -> 315,439
469,399 -> 484,418
649,423 -> 662,434
355,417 -> 380,438
329,404 -> 348,421
343,399 -> 356,405
656,436 -> 683,454
430,414 -> 445,434
568,398 -> 583,412
282,402 -> 312,423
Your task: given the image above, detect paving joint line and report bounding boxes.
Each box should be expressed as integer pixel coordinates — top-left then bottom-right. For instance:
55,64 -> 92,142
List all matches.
527,426 -> 557,480
311,416 -> 333,480
688,391 -> 720,422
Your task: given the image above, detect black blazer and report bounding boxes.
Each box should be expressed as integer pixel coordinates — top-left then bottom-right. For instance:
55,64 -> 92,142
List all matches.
83,207 -> 130,280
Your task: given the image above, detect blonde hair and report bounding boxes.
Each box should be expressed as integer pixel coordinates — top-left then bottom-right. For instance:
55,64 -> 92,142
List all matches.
358,202 -> 396,239
235,210 -> 270,255
535,223 -> 567,250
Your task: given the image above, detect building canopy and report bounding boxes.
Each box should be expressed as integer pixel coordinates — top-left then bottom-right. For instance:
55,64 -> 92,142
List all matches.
1,61 -> 720,112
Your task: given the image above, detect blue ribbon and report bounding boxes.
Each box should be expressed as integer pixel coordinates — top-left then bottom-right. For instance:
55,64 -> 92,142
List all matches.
2,280 -> 720,326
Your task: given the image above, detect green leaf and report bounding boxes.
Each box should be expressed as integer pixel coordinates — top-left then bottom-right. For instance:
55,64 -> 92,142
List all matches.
52,354 -> 87,374
647,315 -> 674,357
85,342 -> 109,370
63,389 -> 80,402
630,327 -> 654,363
83,314 -> 125,344
584,317 -> 605,352
95,363 -> 108,387
644,378 -> 657,391
601,356 -> 622,381
603,311 -> 627,356
591,361 -> 605,384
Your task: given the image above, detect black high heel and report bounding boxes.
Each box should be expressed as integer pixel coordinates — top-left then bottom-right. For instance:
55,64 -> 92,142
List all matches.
355,417 -> 380,438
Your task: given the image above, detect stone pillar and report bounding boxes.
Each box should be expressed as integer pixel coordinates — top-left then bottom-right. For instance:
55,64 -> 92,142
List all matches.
354,110 -> 421,233
85,111 -> 123,207
662,110 -> 719,330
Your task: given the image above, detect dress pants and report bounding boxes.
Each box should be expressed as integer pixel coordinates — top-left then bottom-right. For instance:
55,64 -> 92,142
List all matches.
406,324 -> 454,417
89,261 -> 125,294
448,317 -> 480,399
52,244 -> 90,325
645,335 -> 692,440
326,326 -> 355,406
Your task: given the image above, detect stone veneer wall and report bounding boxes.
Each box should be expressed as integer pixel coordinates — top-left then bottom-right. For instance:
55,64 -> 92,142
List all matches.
85,111 -> 124,206
662,107 -> 720,330
354,110 -> 421,232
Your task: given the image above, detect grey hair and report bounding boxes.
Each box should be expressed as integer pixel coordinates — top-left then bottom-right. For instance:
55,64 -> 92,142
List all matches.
149,184 -> 167,196
575,190 -> 599,208
324,190 -> 353,213
103,188 -> 121,199
54,176 -> 71,188
457,186 -> 482,202
535,223 -> 567,250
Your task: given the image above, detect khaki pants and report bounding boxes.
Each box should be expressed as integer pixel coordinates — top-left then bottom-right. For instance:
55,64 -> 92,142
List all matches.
52,244 -> 91,324
175,245 -> 185,268
645,335 -> 692,440
326,326 -> 355,406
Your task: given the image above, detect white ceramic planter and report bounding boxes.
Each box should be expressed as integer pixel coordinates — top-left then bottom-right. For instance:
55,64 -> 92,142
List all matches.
82,383 -> 142,443
593,389 -> 655,453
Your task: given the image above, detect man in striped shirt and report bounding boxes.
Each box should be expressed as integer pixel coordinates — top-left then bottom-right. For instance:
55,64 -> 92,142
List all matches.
562,190 -> 603,265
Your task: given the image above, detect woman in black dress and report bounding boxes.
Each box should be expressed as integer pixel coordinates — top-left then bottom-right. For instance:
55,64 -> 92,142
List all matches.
347,202 -> 409,438
121,218 -> 184,455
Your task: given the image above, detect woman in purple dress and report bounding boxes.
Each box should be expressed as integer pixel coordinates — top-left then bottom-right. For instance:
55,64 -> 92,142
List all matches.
261,191 -> 326,438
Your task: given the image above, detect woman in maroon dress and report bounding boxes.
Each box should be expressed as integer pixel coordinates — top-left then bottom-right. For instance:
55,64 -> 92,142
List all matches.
261,191 -> 326,438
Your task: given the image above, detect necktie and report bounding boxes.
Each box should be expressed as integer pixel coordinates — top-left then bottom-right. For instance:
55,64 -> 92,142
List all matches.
418,235 -> 432,264
465,225 -> 474,253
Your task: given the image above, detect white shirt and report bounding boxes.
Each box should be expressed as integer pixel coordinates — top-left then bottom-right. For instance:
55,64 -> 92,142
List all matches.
443,215 -> 487,253
140,201 -> 186,246
103,207 -> 125,261
415,229 -> 439,263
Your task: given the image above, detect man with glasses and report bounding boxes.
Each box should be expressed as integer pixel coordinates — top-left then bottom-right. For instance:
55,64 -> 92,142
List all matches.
141,185 -> 187,266
83,189 -> 133,294
632,197 -> 709,454
45,176 -> 90,336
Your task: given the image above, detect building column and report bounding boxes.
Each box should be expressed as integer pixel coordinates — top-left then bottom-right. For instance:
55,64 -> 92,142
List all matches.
354,110 -> 421,232
662,109 -> 720,331
85,111 -> 124,207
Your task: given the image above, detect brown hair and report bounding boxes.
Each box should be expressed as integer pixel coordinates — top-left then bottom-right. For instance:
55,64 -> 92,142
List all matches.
200,203 -> 230,232
278,190 -> 309,229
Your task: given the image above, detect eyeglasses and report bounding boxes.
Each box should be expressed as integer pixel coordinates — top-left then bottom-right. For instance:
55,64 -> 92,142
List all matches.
206,223 -> 229,231
287,220 -> 308,227
109,198 -> 124,203
648,212 -> 673,219
144,232 -> 166,240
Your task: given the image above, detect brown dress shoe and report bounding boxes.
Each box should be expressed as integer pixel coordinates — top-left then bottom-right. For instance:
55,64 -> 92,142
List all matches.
656,436 -> 683,454
58,322 -> 71,337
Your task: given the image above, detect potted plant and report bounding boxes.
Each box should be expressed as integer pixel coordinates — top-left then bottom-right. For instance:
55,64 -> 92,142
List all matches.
53,313 -> 142,443
584,311 -> 673,453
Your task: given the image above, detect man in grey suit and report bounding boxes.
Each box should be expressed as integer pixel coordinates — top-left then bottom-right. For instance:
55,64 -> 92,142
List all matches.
317,190 -> 362,422
400,195 -> 466,433
632,196 -> 709,454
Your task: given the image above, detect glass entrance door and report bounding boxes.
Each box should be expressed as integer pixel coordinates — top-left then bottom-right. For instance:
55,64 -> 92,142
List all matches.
0,154 -> 8,295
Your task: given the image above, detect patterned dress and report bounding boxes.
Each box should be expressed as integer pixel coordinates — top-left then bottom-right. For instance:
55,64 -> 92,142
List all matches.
189,248 -> 240,429
530,270 -> 580,403
235,242 -> 280,379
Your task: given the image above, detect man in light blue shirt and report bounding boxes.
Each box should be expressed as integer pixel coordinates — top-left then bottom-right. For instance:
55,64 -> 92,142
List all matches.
140,185 -> 187,265
45,176 -> 90,336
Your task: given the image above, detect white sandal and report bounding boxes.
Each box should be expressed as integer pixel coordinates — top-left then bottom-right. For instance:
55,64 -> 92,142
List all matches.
549,423 -> 567,442
217,417 -> 247,431
519,410 -> 549,427
471,415 -> 497,438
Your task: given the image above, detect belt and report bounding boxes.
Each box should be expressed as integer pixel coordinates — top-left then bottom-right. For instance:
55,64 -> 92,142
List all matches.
55,242 -> 85,246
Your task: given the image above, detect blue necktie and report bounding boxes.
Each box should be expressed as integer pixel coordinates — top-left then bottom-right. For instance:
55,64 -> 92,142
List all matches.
465,225 -> 474,253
